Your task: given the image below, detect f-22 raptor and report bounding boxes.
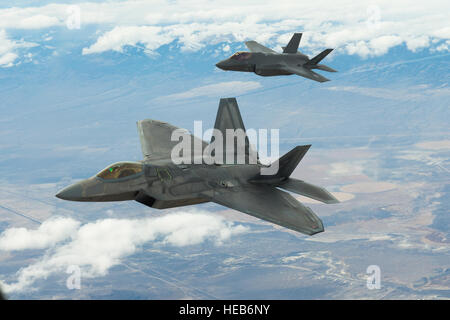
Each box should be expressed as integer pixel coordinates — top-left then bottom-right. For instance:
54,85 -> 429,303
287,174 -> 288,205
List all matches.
216,33 -> 337,82
56,98 -> 338,236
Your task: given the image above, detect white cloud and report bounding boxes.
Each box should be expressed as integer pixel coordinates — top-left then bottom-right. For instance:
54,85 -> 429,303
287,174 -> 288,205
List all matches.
0,217 -> 80,251
434,40 -> 450,52
0,52 -> 17,67
82,25 -> 172,55
154,81 -> 262,102
0,1 -> 448,59
406,36 -> 430,52
343,35 -> 403,58
18,14 -> 61,29
0,211 -> 247,293
369,35 -> 403,56
0,30 -> 22,67
0,7 -> 63,30
0,29 -> 37,67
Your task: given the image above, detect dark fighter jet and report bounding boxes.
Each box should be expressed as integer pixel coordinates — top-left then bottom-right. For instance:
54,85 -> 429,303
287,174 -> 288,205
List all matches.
56,98 -> 338,235
216,33 -> 337,82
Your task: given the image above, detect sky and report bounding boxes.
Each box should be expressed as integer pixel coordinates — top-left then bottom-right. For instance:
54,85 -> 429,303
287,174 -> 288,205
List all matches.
0,1 -> 449,298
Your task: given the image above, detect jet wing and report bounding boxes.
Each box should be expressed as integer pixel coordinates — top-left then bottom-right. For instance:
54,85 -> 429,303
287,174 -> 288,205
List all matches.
210,185 -> 324,235
283,65 -> 330,83
245,41 -> 276,54
137,120 -> 207,160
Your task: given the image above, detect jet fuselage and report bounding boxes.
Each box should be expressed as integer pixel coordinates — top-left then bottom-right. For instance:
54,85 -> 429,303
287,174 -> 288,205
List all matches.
216,52 -> 310,76
56,159 -> 262,209
215,33 -> 336,82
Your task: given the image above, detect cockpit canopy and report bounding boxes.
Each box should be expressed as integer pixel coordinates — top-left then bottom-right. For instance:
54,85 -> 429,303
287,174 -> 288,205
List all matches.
230,51 -> 252,61
96,162 -> 143,180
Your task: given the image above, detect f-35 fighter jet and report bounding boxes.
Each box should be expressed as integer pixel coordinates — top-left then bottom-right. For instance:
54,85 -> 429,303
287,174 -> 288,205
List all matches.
216,33 -> 337,82
56,98 -> 338,236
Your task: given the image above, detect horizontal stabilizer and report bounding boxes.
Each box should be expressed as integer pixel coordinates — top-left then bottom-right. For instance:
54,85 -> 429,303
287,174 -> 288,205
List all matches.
279,178 -> 339,204
314,64 -> 337,72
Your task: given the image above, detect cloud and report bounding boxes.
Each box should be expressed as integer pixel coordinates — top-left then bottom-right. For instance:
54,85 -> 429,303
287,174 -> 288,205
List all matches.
154,81 -> 262,102
0,5 -> 65,30
0,29 -> 37,67
17,14 -> 61,29
0,211 -> 248,293
82,22 -> 282,54
82,25 -> 172,55
369,35 -> 403,56
406,36 -> 430,52
0,217 -> 80,251
0,1 -> 448,59
79,1 -> 450,57
0,52 -> 17,67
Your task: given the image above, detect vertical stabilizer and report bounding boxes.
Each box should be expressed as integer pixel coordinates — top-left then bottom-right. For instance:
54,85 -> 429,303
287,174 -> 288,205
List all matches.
210,98 -> 258,164
283,33 -> 302,53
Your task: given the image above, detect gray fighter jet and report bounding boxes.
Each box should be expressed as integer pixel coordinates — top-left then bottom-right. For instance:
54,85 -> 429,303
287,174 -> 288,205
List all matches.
56,98 -> 338,235
216,33 -> 337,82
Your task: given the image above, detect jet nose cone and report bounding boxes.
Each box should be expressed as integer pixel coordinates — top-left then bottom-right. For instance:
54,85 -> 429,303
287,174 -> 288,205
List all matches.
215,60 -> 227,69
56,183 -> 83,201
